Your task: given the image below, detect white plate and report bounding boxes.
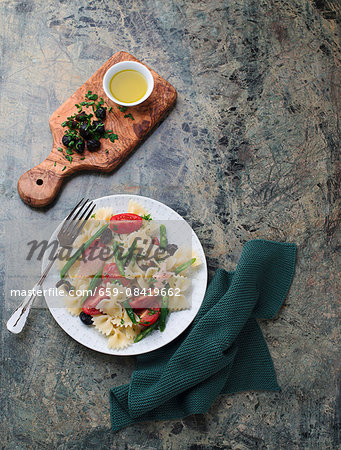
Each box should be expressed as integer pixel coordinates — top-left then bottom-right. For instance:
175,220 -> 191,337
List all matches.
42,194 -> 208,356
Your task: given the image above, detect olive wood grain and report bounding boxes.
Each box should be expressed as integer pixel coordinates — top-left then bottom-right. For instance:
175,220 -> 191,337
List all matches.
17,51 -> 177,207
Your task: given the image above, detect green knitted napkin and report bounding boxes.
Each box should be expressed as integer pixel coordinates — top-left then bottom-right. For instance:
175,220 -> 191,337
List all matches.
110,239 -> 296,431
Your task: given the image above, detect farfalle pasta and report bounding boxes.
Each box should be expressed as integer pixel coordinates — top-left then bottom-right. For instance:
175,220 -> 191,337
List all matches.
58,202 -> 200,349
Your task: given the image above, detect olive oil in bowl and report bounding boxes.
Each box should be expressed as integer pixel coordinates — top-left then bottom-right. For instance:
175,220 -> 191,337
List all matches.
109,70 -> 148,104
103,60 -> 154,106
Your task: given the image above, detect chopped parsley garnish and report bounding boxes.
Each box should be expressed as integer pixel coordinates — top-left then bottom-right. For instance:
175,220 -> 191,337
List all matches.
120,319 -> 124,325
54,162 -> 56,167
62,166 -> 66,171
124,113 -> 134,120
118,105 -> 127,112
57,147 -> 63,152
141,214 -> 152,221
108,106 -> 112,112
109,134 -> 118,142
91,213 -> 96,218
85,90 -> 98,101
80,157 -> 85,160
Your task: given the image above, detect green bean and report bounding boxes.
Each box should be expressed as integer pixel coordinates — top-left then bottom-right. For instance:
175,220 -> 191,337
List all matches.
130,254 -> 136,267
174,258 -> 196,275
159,285 -> 169,332
122,300 -> 136,324
113,243 -> 125,277
159,224 -> 168,250
81,266 -> 104,305
134,320 -> 160,343
122,238 -> 138,264
61,223 -> 109,278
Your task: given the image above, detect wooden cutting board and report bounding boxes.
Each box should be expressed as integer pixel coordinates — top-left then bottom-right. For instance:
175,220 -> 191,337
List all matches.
17,51 -> 177,207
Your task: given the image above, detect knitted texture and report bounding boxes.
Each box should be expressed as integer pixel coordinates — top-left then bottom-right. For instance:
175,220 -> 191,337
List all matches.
110,239 -> 297,431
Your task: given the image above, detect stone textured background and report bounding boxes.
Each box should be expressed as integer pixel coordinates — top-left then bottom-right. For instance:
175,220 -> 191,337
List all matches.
0,0 -> 340,448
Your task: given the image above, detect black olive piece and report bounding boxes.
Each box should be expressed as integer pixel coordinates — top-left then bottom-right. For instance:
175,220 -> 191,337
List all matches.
79,311 -> 93,325
166,244 -> 178,255
79,123 -> 93,140
92,120 -> 105,136
69,120 -> 78,129
87,139 -> 101,151
95,107 -> 106,121
100,227 -> 113,244
55,279 -> 75,293
74,139 -> 85,154
75,112 -> 88,122
62,135 -> 72,147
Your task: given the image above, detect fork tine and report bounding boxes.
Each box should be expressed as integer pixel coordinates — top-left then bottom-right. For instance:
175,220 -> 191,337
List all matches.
63,199 -> 89,235
63,198 -> 84,225
72,204 -> 96,239
67,200 -> 94,237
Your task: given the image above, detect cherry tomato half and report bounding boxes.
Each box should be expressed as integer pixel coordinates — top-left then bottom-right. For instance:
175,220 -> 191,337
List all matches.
129,295 -> 160,310
102,262 -> 131,286
103,262 -> 125,279
82,286 -> 109,315
138,308 -> 160,327
110,213 -> 142,234
152,237 -> 160,246
82,306 -> 102,316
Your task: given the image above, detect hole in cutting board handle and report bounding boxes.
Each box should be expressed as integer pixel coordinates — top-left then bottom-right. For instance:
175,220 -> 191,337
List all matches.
36,179 -> 43,186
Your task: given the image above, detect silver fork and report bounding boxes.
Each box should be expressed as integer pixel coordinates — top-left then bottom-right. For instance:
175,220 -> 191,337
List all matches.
6,198 -> 96,334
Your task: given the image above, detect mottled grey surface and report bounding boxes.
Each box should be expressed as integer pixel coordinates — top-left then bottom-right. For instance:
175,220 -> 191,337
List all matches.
0,0 -> 340,448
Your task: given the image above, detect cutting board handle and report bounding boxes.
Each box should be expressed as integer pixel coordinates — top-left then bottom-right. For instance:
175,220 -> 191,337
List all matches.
17,161 -> 64,208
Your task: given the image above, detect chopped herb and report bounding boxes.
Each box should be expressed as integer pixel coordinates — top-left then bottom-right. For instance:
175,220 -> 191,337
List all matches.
80,157 -> 85,160
61,121 -> 67,127
65,148 -> 74,155
54,162 -> 56,167
65,155 -> 72,163
57,147 -> 63,152
62,166 -> 66,171
118,105 -> 127,112
108,106 -> 112,112
105,150 -> 109,154
120,319 -> 124,325
141,214 -> 152,221
91,213 -> 96,219
124,113 -> 134,120
109,134 -> 118,142
85,91 -> 98,101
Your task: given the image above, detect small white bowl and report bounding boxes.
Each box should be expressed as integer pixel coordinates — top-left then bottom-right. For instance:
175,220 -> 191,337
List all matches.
103,61 -> 154,107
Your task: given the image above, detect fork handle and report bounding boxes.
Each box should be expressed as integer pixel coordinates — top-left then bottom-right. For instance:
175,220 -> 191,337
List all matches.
6,286 -> 38,334
6,255 -> 58,334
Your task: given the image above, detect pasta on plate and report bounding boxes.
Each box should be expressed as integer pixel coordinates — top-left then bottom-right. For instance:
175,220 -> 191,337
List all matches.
57,200 -> 200,349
